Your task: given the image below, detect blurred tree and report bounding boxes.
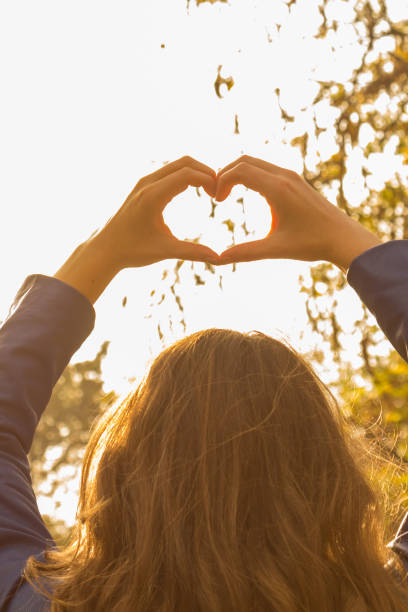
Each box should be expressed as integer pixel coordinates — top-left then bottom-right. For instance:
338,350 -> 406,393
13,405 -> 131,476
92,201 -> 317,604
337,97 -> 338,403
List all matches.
29,342 -> 117,544
291,0 -> 408,376
288,0 -> 408,473
338,351 -> 408,463
335,351 -> 408,520
153,0 -> 408,357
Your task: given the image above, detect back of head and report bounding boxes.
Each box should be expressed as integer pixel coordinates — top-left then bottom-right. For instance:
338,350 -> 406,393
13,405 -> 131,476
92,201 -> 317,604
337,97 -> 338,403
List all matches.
24,329 -> 408,611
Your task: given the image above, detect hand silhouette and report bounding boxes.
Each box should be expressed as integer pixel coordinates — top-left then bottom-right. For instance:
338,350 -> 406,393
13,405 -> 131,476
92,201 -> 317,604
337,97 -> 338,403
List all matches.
215,155 -> 381,271
96,156 -> 220,269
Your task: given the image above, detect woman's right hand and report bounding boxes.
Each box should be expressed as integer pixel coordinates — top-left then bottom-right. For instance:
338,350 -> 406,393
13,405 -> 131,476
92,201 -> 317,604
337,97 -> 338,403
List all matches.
215,155 -> 382,272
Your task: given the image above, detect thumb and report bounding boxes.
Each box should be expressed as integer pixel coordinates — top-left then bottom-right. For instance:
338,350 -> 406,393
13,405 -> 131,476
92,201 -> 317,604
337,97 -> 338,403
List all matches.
218,238 -> 271,264
171,239 -> 221,265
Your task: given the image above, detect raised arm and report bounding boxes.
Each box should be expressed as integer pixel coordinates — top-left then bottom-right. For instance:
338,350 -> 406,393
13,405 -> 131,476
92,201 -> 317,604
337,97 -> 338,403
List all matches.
0,274 -> 96,610
54,156 -> 218,304
215,154 -> 382,273
0,157 -> 219,610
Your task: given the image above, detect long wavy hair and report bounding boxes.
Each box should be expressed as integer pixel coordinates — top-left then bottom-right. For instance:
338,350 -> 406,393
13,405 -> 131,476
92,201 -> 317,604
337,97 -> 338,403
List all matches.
24,329 -> 408,610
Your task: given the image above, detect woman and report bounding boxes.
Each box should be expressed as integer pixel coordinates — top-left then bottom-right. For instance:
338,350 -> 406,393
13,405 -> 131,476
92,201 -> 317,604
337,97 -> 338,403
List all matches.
0,155 -> 407,611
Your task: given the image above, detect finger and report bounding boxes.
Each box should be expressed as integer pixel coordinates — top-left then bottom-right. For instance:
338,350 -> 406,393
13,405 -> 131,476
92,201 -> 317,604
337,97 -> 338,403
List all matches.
169,239 -> 220,265
215,162 -> 276,203
217,155 -> 295,181
218,238 -> 271,264
145,167 -> 217,211
134,156 -> 216,193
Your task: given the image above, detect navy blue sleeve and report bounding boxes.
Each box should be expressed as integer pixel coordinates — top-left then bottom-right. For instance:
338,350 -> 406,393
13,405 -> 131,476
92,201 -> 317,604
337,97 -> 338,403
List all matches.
347,240 -> 408,364
347,239 -> 408,572
0,274 -> 95,610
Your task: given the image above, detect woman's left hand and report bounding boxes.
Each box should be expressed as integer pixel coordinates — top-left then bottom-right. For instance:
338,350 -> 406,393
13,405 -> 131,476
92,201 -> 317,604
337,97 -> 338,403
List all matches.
96,156 -> 219,269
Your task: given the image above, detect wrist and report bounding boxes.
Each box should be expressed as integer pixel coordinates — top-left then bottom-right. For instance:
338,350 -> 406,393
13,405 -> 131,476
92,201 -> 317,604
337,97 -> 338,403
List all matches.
54,234 -> 121,304
328,220 -> 382,274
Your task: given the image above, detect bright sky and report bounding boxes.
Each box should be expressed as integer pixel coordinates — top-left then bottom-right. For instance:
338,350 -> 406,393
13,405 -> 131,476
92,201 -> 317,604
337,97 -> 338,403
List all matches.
1,0 -> 407,526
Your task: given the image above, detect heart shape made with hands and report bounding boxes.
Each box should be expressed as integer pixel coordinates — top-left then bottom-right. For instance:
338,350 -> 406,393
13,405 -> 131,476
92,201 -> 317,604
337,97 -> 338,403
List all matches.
150,154 -> 284,267
116,154 -> 341,270
163,181 -> 272,260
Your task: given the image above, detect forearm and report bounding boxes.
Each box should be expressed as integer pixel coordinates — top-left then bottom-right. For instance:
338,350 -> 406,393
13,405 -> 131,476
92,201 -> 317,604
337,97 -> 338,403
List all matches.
54,232 -> 121,305
328,217 -> 382,273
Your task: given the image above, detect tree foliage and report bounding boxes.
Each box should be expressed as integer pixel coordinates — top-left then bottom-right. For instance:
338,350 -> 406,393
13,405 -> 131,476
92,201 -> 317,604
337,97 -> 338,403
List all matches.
335,351 -> 408,519
294,0 -> 408,373
29,342 -> 117,543
289,0 -> 408,479
338,351 -> 408,463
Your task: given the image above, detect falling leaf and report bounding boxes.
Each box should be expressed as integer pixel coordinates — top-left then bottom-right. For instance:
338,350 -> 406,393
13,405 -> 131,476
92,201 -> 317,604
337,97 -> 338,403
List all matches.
214,65 -> 235,98
175,260 -> 184,273
280,108 -> 295,123
241,221 -> 250,236
275,87 -> 295,123
175,294 -> 184,312
194,274 -> 205,286
122,296 -> 127,308
223,219 -> 235,233
210,199 -> 217,218
196,0 -> 227,5
205,263 -> 215,274
234,114 -> 240,134
290,133 -> 309,156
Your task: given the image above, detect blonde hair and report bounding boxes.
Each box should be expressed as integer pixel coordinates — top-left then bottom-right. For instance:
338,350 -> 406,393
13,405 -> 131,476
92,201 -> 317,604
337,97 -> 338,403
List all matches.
24,329 -> 408,610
